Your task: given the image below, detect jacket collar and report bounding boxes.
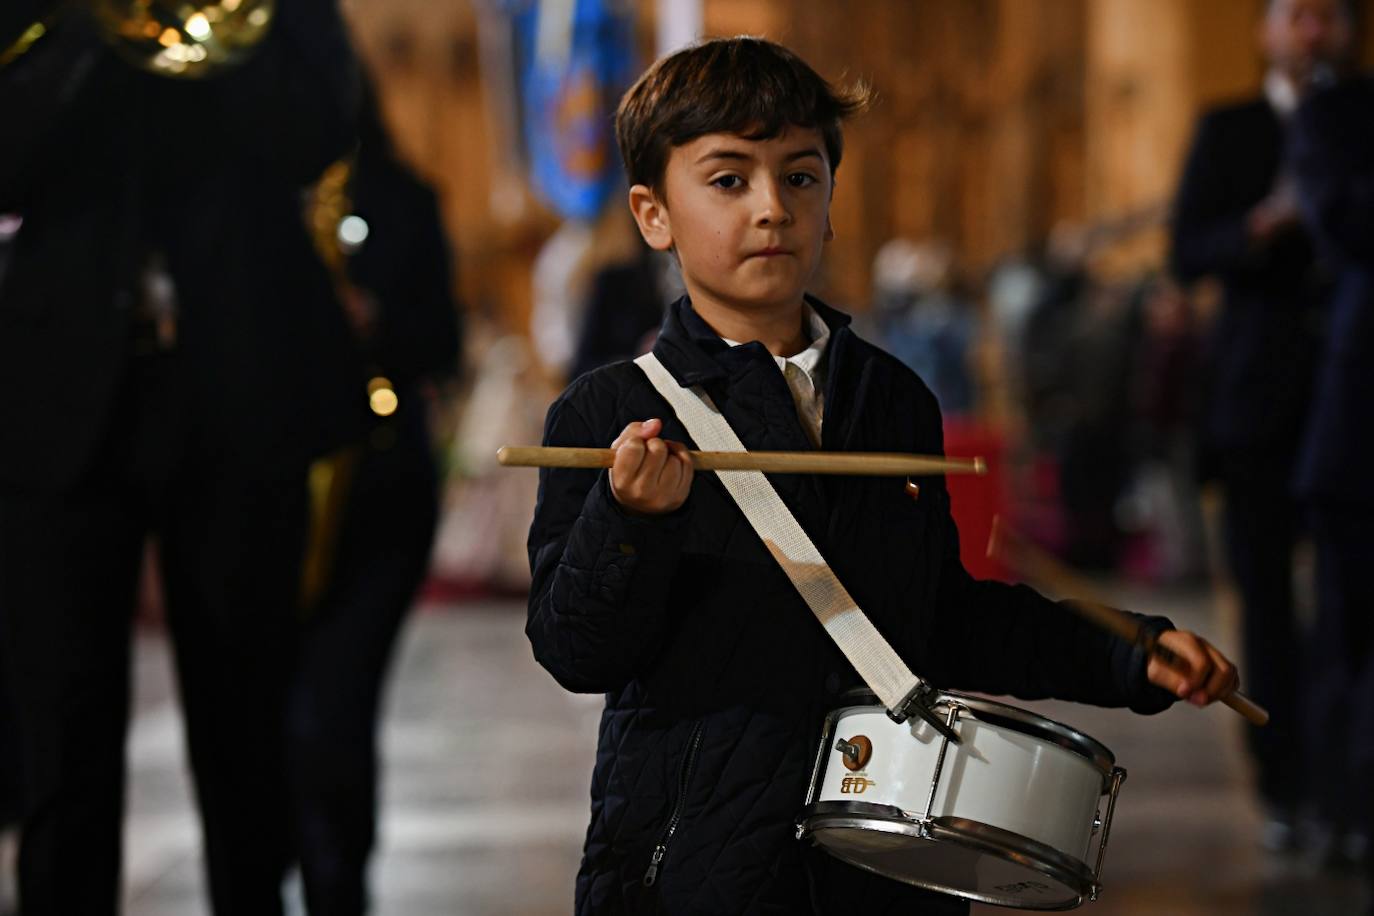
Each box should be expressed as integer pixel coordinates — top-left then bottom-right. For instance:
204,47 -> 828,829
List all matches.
651,294 -> 853,389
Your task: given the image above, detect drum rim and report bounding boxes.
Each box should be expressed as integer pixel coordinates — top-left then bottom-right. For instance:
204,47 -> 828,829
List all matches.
832,688 -> 1115,776
799,801 -> 1092,911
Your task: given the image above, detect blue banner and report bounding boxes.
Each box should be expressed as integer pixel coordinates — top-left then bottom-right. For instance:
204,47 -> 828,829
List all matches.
512,0 -> 637,221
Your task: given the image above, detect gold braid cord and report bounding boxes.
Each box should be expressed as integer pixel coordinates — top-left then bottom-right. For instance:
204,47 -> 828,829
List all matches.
0,20 -> 49,69
299,156 -> 361,614
306,156 -> 354,274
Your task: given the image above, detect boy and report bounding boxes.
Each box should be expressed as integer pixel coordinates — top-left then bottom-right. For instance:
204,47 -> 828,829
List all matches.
527,36 -> 1238,916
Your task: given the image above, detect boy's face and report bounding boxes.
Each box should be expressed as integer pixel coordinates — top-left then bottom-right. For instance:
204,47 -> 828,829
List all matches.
629,126 -> 834,320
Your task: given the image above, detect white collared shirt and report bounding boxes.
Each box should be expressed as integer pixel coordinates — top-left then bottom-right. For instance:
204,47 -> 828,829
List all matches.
721,305 -> 829,447
1265,68 -> 1299,120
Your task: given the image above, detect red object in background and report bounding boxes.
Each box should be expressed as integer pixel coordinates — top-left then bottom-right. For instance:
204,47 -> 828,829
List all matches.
943,417 -> 1010,582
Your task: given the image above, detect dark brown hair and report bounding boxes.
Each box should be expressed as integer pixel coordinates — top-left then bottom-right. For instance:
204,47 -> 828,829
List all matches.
615,36 -> 870,195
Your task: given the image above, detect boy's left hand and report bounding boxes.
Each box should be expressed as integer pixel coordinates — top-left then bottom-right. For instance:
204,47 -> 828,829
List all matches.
1147,629 -> 1239,707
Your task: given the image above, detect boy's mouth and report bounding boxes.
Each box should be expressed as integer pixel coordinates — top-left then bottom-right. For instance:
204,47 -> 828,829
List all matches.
748,247 -> 792,258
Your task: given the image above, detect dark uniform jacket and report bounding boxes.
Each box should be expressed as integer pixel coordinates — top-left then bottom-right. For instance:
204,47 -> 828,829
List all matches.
1170,96 -> 1325,467
0,1 -> 368,492
527,297 -> 1174,915
1292,75 -> 1374,506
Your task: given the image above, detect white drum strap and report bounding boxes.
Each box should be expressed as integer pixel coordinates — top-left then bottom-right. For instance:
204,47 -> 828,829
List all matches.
634,352 -> 922,712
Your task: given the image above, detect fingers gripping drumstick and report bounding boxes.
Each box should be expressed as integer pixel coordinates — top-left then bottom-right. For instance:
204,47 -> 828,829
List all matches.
986,518 -> 1269,727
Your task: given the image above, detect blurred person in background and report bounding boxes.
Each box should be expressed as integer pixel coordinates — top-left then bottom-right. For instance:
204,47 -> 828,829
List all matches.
1169,0 -> 1348,853
0,2 -> 369,912
1291,49 -> 1374,885
984,251 -> 1045,429
869,238 -> 977,416
1119,274 -> 1206,585
529,208 -> 657,385
1022,223 -> 1140,570
567,236 -> 680,383
288,72 -> 461,916
529,219 -> 601,380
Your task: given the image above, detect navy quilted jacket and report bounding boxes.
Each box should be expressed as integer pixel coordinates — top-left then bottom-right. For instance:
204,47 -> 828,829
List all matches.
527,297 -> 1174,915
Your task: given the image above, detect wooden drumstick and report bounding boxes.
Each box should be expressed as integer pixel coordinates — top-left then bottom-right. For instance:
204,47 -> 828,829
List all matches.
496,446 -> 987,478
986,517 -> 1270,727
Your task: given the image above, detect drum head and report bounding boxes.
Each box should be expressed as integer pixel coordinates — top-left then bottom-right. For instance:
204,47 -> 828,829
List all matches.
804,810 -> 1092,910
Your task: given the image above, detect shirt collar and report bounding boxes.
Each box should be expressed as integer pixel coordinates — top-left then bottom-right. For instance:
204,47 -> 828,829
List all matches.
721,303 -> 831,377
1265,69 -> 1300,119
650,294 -> 850,389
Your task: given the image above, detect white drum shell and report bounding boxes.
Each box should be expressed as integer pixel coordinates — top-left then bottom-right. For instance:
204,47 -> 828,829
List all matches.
815,707 -> 1106,861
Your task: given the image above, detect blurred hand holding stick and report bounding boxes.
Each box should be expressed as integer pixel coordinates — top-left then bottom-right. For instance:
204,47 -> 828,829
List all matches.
497,446 -> 986,478
986,517 -> 1269,727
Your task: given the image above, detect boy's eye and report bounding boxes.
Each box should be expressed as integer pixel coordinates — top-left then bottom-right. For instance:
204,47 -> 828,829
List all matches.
787,172 -> 818,188
711,174 -> 743,190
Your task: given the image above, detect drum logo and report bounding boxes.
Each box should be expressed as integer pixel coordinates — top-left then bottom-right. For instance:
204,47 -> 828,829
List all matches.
840,775 -> 877,794
835,735 -> 873,772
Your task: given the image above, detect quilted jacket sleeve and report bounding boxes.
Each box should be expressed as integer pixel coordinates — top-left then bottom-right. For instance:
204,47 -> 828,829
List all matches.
923,495 -> 1176,714
909,390 -> 1176,714
525,378 -> 691,693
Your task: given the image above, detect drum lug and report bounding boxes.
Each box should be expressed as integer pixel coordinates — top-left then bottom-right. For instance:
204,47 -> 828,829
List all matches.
922,704 -> 964,821
1090,766 -> 1128,899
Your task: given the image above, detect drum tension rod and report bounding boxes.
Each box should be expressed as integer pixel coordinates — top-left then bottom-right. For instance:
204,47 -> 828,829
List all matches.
888,681 -> 961,744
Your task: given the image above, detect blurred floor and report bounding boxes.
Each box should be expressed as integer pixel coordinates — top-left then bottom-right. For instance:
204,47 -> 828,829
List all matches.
123,587 -> 1367,915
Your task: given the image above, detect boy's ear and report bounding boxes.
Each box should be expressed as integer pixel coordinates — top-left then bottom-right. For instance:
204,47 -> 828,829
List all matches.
628,184 -> 674,252
824,214 -> 835,242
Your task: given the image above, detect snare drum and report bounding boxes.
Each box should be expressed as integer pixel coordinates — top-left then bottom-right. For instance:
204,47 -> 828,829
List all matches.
797,690 -> 1126,910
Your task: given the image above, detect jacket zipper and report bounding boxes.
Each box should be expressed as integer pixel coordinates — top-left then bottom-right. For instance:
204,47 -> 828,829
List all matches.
643,721 -> 705,887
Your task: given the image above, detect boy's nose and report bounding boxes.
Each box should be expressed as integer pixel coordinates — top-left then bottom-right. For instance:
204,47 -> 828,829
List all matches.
754,182 -> 792,226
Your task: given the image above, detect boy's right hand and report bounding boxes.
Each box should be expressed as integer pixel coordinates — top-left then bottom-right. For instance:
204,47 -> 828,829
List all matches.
609,419 -> 693,516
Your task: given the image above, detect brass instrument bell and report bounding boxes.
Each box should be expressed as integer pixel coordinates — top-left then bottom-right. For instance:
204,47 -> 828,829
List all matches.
90,0 -> 275,78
